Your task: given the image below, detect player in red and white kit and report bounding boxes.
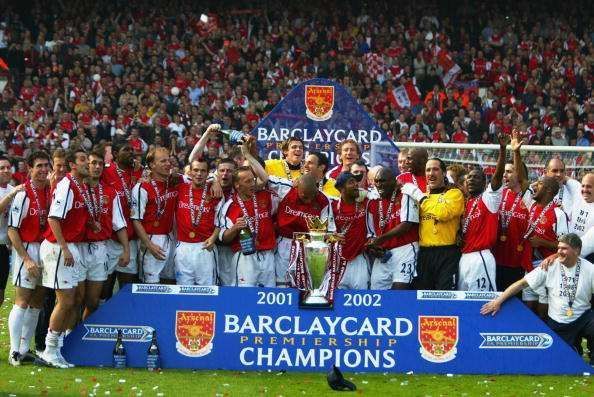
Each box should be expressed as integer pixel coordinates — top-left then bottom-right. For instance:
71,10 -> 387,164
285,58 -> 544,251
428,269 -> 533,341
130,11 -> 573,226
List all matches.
396,148 -> 428,193
214,158 -> 237,285
368,167 -> 420,290
175,158 -> 221,285
101,143 -> 142,291
493,132 -> 533,290
7,151 -> 51,365
39,147 -> 91,368
269,173 -> 335,286
131,147 -> 178,284
77,150 -> 128,318
521,176 -> 569,308
220,158 -> 276,287
332,172 -> 371,290
457,135 -> 506,292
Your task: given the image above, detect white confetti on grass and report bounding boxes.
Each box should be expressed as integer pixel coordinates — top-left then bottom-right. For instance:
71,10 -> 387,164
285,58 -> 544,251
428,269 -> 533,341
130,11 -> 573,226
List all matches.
119,379 -> 126,383
75,378 -> 82,383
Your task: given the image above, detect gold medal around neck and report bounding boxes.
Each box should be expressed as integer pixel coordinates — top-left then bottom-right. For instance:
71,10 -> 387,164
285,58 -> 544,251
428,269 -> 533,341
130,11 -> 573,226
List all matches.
516,244 -> 524,252
189,231 -> 196,238
500,234 -> 507,242
153,220 -> 160,227
566,308 -> 573,317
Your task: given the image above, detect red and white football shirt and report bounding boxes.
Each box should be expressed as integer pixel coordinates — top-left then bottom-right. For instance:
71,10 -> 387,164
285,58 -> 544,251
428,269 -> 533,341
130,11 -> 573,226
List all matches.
396,172 -> 427,193
493,188 -> 531,270
268,176 -> 335,238
332,198 -> 369,261
523,199 -> 568,260
131,179 -> 178,235
461,184 -> 502,253
367,191 -> 419,250
85,183 -> 127,242
176,182 -> 221,243
9,183 -> 50,243
101,162 -> 142,240
44,174 -> 90,243
219,190 -> 276,252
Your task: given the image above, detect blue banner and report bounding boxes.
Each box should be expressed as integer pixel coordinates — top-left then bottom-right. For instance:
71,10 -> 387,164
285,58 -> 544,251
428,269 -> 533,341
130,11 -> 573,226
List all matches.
63,286 -> 591,374
251,78 -> 399,169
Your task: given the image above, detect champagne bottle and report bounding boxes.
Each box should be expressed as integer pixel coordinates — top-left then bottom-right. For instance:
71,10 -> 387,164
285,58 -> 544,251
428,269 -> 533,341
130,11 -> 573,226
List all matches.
239,228 -> 255,255
221,129 -> 249,145
113,330 -> 127,369
147,330 -> 161,371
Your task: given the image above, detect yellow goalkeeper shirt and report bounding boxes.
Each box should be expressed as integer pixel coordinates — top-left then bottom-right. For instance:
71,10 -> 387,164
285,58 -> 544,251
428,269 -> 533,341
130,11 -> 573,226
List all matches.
419,187 -> 464,247
265,159 -> 303,181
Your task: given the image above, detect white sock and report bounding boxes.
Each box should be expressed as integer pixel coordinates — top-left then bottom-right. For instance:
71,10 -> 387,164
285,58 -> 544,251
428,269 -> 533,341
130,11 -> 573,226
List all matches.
8,305 -> 27,354
18,307 -> 41,355
44,329 -> 61,355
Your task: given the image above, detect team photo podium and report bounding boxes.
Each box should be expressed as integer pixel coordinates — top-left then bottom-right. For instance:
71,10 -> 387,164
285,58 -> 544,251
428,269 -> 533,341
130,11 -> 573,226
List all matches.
62,285 -> 591,374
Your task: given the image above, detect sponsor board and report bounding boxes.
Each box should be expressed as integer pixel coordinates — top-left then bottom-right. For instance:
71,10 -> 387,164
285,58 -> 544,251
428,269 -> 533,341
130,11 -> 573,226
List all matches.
64,287 -> 591,374
416,290 -> 500,301
82,324 -> 154,342
132,284 -> 219,296
479,333 -> 553,349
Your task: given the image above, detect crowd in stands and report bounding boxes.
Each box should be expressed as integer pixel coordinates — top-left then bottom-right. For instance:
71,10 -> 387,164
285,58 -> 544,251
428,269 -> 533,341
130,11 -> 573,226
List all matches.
0,0 -> 593,175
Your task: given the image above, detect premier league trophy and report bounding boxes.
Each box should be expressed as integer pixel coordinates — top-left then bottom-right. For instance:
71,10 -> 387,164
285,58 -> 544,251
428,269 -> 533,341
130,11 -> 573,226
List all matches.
289,217 -> 346,308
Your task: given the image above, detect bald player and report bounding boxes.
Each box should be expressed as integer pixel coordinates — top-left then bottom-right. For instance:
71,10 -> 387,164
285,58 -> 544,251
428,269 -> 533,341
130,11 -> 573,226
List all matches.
397,148 -> 428,193
545,158 -> 581,217
268,173 -> 335,287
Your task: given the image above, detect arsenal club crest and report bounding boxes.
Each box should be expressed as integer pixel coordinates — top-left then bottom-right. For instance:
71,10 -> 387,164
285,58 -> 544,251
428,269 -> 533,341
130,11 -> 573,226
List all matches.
418,315 -> 458,363
175,311 -> 215,357
305,85 -> 334,121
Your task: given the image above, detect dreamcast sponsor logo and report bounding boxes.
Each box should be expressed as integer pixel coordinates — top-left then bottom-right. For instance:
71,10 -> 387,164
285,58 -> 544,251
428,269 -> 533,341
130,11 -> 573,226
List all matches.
479,333 -> 553,349
83,324 -> 154,342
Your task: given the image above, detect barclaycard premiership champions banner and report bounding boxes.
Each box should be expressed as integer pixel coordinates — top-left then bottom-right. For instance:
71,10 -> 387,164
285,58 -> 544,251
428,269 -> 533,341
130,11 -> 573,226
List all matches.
63,286 -> 591,374
252,78 -> 399,170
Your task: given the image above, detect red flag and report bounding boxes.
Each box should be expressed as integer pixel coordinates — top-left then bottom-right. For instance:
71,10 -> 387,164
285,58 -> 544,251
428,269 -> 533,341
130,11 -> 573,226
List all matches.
0,57 -> 8,70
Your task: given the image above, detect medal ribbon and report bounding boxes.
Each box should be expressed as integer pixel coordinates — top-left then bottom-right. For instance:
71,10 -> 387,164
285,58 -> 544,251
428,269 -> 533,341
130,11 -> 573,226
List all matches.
115,166 -> 132,205
28,181 -> 48,226
560,259 -> 581,312
522,201 -> 554,240
150,179 -> 170,220
68,174 -> 96,221
378,189 -> 397,233
500,189 -> 522,233
237,193 -> 259,242
462,195 -> 481,234
189,184 -> 208,227
338,199 -> 360,235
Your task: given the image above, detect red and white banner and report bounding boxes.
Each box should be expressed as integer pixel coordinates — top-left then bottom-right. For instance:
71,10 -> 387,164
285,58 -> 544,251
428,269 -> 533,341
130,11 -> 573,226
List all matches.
390,81 -> 422,109
364,52 -> 385,82
437,49 -> 461,87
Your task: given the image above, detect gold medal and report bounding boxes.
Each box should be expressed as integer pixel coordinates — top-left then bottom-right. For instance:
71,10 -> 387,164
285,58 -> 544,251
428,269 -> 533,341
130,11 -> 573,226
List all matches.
95,221 -> 102,232
566,308 -> 573,317
153,220 -> 160,227
516,244 -> 524,252
189,231 -> 196,238
500,234 -> 507,242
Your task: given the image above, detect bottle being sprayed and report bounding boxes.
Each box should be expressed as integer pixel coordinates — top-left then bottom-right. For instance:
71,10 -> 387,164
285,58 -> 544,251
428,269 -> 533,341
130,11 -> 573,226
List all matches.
113,329 -> 127,369
220,129 -> 249,145
146,330 -> 161,371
